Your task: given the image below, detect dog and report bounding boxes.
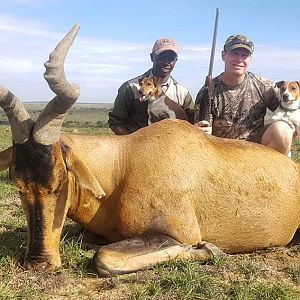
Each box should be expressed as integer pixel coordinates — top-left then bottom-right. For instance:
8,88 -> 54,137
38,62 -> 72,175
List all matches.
138,77 -> 188,125
265,81 -> 300,136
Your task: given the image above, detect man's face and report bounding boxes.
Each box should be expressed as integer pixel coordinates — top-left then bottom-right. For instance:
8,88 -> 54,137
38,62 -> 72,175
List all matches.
222,48 -> 251,76
151,50 -> 178,78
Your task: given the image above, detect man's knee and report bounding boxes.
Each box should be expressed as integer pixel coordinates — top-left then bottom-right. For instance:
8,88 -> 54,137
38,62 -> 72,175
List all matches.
261,121 -> 294,155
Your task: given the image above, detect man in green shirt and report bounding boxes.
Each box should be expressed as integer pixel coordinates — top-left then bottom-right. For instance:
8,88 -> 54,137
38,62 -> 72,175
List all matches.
108,37 -> 194,135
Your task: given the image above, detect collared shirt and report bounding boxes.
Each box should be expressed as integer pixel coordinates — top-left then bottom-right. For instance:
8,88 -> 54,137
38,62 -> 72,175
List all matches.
194,72 -> 280,141
161,83 -> 169,93
108,69 -> 194,133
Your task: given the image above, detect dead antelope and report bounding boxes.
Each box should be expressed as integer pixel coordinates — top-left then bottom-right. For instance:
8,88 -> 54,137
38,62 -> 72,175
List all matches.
1,24 -> 300,277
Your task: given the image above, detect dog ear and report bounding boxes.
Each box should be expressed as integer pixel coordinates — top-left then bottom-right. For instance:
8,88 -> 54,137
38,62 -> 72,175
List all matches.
138,77 -> 143,85
150,53 -> 154,62
275,81 -> 285,88
297,81 -> 300,89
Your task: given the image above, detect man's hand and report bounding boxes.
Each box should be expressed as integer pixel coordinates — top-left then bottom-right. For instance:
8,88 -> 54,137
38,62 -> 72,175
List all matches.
110,125 -> 131,135
194,120 -> 212,135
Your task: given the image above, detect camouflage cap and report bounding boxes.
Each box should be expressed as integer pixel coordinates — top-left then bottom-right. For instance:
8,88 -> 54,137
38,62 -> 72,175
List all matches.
152,37 -> 178,55
224,34 -> 254,54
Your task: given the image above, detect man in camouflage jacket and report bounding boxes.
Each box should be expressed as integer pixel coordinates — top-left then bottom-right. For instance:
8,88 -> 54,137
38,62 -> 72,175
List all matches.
194,34 -> 294,156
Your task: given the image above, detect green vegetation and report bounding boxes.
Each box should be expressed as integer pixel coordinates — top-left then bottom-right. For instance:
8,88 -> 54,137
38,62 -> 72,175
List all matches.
292,138 -> 300,162
130,257 -> 300,299
0,103 -> 300,299
0,103 -> 114,149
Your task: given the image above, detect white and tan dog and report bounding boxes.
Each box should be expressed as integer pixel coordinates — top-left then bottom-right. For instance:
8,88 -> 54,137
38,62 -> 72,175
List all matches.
138,77 -> 188,125
265,81 -> 300,136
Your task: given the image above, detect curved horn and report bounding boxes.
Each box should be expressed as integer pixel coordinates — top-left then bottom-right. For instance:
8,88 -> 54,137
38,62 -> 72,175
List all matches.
33,24 -> 80,145
0,87 -> 34,144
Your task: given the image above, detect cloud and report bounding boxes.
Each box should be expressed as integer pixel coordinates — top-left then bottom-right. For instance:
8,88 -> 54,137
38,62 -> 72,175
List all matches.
0,13 -> 56,38
1,13 -> 300,102
0,57 -> 34,73
0,17 -> 154,101
251,46 -> 300,82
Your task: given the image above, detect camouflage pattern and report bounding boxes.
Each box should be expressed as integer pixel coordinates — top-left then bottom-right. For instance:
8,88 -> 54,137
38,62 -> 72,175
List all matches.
224,34 -> 254,54
194,72 -> 280,142
109,69 -> 194,133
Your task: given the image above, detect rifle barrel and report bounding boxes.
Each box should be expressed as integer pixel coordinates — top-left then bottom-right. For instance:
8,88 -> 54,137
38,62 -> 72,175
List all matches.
208,8 -> 220,77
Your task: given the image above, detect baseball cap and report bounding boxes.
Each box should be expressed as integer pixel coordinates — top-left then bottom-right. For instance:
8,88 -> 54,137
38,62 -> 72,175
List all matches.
224,34 -> 254,54
152,37 -> 178,55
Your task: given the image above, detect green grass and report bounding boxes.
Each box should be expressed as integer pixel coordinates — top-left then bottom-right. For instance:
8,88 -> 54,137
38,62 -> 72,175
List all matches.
0,171 -> 16,199
0,126 -> 13,149
0,102 -> 110,121
0,104 -> 114,151
228,282 -> 298,300
60,230 -> 95,276
287,265 -> 300,284
129,257 -> 300,300
152,260 -> 222,299
292,138 -> 300,162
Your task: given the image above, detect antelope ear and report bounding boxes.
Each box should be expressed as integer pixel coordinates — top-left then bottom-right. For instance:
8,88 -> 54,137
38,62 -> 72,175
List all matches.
276,81 -> 285,88
65,149 -> 105,199
0,146 -> 12,171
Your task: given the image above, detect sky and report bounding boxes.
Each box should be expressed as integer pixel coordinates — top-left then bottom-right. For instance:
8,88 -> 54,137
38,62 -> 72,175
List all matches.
1,0 -> 300,103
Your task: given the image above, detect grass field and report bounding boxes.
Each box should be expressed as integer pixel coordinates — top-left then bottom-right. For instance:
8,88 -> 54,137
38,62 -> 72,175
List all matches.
1,104 -> 300,299
0,102 -> 111,129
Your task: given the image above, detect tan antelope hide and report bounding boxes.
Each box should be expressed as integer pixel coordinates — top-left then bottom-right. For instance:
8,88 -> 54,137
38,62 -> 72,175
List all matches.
1,24 -> 300,276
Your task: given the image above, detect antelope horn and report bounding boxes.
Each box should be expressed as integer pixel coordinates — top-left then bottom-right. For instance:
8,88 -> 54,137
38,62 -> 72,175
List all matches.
0,87 -> 34,144
33,24 -> 80,145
